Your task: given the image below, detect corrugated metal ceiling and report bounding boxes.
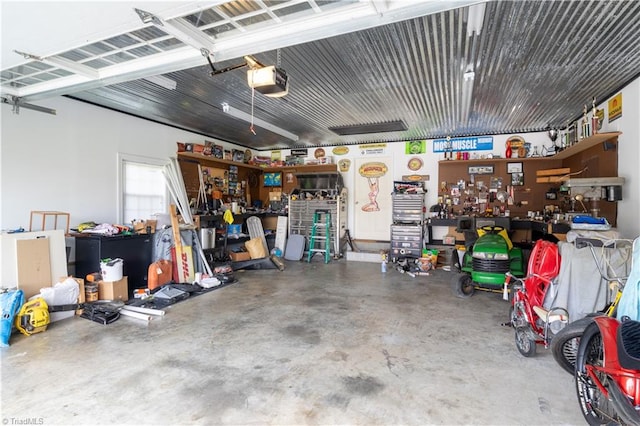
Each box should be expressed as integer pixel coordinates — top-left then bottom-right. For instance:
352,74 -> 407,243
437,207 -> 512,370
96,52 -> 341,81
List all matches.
2,1 -> 640,150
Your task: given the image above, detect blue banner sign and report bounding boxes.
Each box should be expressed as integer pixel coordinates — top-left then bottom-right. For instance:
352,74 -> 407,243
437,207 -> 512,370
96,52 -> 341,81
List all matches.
433,136 -> 493,153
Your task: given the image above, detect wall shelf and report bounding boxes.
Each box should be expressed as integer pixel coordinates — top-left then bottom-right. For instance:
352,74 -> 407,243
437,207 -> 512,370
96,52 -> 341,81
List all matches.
177,152 -> 263,170
262,164 -> 338,173
178,151 -> 340,208
549,131 -> 621,160
439,156 -> 550,164
437,132 -> 621,164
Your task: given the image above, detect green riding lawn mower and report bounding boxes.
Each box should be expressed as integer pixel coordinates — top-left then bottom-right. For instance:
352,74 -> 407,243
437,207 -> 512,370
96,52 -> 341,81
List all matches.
451,224 -> 526,298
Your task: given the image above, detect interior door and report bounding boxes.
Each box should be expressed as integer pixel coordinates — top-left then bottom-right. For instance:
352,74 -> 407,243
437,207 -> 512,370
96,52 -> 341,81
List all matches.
353,157 -> 393,240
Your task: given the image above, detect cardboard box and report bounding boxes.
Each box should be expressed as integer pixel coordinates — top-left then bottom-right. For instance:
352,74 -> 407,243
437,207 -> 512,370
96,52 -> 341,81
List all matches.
98,276 -> 129,301
133,219 -> 157,234
229,250 -> 251,262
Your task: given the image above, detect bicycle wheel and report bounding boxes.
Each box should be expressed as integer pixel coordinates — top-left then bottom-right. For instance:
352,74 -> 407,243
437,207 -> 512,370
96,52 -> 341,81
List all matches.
512,297 -> 536,357
550,316 -> 596,374
574,322 -> 622,425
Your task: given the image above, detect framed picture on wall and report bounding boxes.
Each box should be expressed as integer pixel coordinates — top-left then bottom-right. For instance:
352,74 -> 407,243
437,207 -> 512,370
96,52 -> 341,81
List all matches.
468,165 -> 494,175
511,172 -> 525,186
507,162 -> 523,173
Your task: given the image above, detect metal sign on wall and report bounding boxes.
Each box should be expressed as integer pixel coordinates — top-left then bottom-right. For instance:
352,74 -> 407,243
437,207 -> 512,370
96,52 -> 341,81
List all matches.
608,93 -> 622,122
432,136 -> 493,153
358,143 -> 387,155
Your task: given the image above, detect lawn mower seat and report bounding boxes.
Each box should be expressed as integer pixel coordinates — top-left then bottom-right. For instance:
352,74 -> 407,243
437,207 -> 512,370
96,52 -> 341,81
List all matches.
456,217 -> 477,252
478,225 -> 513,250
463,230 -> 478,252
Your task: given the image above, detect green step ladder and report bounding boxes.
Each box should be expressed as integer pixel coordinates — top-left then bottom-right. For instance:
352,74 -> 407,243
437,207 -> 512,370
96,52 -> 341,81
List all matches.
307,209 -> 331,263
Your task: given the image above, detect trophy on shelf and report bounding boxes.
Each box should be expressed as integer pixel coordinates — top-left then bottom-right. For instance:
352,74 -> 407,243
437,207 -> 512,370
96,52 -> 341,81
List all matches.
591,97 -> 599,135
566,121 -> 578,147
581,104 -> 591,139
546,127 -> 559,156
444,135 -> 453,160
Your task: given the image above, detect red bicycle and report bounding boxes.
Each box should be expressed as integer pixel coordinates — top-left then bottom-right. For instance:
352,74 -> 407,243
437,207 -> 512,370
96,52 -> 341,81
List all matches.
507,239 -> 567,357
574,316 -> 640,425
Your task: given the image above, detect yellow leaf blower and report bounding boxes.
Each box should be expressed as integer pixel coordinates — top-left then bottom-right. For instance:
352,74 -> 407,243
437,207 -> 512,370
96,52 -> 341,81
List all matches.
16,297 -> 50,336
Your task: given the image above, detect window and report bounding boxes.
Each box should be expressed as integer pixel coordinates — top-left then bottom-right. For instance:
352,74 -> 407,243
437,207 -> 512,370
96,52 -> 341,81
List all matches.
118,154 -> 168,225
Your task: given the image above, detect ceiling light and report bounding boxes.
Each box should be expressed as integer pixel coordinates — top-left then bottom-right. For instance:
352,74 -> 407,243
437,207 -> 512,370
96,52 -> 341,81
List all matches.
247,66 -> 289,97
221,103 -> 298,141
143,75 -> 177,90
463,70 -> 476,81
135,8 -> 214,54
329,120 -> 407,135
466,2 -> 486,37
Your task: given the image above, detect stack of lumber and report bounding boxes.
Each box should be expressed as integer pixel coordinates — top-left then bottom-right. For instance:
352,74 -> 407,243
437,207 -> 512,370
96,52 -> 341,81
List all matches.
536,168 -> 570,184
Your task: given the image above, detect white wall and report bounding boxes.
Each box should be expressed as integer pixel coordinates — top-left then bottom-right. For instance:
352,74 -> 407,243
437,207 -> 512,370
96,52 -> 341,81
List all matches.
606,78 -> 640,239
0,96 -> 248,230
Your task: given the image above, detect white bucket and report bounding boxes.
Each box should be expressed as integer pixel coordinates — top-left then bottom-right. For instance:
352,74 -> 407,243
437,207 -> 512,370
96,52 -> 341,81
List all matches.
100,258 -> 123,281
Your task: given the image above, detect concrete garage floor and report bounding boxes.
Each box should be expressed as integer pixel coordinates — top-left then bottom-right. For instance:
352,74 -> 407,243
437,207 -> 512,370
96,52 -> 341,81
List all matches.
2,260 -> 584,425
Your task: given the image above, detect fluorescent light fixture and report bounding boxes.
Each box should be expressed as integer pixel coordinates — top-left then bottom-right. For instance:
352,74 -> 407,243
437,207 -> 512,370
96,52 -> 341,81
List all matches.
143,74 -> 177,90
135,8 -> 214,53
463,70 -> 476,83
329,120 -> 407,135
466,2 -> 486,37
460,70 -> 475,123
221,103 -> 299,141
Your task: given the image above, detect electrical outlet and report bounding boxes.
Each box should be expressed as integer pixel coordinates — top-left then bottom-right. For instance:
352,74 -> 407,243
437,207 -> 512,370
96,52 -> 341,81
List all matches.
521,200 -> 529,205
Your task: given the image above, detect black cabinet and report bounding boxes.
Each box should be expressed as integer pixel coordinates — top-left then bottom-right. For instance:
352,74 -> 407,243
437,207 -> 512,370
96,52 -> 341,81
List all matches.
75,234 -> 152,298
